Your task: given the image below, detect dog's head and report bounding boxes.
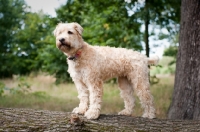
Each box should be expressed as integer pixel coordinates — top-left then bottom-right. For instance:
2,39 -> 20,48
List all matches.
53,22 -> 84,55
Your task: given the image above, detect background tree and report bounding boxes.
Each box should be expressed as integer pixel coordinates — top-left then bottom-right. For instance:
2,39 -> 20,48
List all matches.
126,0 -> 180,57
12,12 -> 52,74
168,0 -> 200,119
0,0 -> 27,77
0,0 -> 53,78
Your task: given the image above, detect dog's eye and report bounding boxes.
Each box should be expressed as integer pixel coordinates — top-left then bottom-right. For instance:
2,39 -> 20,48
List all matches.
68,31 -> 73,34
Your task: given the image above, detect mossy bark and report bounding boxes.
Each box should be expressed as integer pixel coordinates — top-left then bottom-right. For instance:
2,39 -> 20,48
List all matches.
1,108 -> 200,132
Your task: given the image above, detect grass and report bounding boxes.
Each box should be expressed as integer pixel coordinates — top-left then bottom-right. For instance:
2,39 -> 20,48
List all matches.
0,74 -> 174,119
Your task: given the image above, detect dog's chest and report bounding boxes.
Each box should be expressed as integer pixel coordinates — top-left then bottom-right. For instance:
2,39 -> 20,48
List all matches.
67,61 -> 90,80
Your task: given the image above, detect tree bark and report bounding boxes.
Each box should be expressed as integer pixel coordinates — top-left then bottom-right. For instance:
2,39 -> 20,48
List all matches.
168,0 -> 200,119
1,108 -> 200,132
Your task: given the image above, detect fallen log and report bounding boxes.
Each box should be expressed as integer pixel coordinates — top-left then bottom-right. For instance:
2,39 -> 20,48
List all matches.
0,108 -> 200,132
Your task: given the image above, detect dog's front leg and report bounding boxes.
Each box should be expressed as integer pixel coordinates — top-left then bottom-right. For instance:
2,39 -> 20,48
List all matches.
84,80 -> 103,119
72,80 -> 89,115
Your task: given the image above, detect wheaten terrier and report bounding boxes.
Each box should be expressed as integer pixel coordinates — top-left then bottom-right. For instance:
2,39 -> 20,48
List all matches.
53,22 -> 159,119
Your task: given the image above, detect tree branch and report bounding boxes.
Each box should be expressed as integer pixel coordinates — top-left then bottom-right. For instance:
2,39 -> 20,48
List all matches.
1,108 -> 200,131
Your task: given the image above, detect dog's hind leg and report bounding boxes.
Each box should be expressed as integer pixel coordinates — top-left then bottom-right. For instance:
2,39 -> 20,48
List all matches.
118,76 -> 134,116
130,67 -> 156,119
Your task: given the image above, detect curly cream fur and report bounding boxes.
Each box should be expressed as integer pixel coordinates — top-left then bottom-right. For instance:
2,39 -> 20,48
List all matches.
54,22 -> 158,119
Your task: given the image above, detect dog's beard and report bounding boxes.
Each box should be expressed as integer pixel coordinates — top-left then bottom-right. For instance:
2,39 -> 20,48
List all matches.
57,42 -> 71,52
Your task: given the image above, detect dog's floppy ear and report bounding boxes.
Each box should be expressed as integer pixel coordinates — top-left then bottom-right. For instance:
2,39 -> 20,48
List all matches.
74,22 -> 83,36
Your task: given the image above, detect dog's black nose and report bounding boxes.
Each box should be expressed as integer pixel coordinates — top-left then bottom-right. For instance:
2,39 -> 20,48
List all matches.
59,38 -> 65,43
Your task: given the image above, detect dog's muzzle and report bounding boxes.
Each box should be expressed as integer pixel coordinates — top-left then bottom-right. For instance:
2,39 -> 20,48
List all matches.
58,38 -> 71,49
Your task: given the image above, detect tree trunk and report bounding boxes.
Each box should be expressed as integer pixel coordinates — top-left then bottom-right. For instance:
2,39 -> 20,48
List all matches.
168,0 -> 200,119
144,0 -> 150,57
1,108 -> 200,132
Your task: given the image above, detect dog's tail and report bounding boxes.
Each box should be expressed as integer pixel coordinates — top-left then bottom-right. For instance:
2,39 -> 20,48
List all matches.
148,55 -> 159,65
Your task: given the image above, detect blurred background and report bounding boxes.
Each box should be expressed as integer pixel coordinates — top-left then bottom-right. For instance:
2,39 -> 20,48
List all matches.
0,0 -> 180,118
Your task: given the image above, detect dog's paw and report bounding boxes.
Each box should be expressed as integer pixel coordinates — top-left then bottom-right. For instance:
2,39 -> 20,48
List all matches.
72,107 -> 87,115
118,109 -> 132,116
142,112 -> 156,119
84,109 -> 100,119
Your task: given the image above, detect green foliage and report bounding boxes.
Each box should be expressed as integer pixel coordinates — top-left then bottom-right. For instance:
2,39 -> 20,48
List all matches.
38,44 -> 72,83
163,35 -> 178,66
0,0 -> 181,82
163,33 -> 179,58
0,0 -> 27,77
0,0 -> 53,77
11,12 -> 53,74
127,0 -> 180,56
55,0 -> 143,50
164,46 -> 178,57
44,0 -> 144,82
150,56 -> 176,75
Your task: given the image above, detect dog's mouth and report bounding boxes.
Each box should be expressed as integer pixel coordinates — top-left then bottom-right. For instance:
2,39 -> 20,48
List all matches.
58,42 -> 71,49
